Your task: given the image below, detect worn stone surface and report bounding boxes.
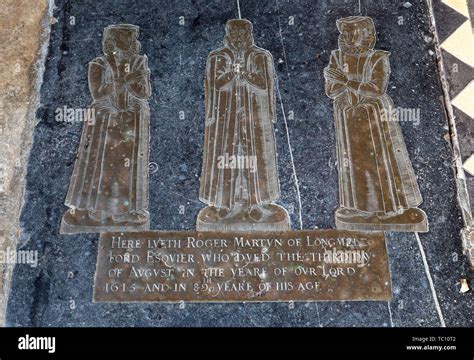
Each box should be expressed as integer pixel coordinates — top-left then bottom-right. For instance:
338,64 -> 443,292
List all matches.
5,0 -> 474,326
431,0 -> 474,266
0,0 -> 50,326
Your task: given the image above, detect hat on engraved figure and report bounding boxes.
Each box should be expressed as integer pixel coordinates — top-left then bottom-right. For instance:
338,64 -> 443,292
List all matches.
336,16 -> 376,53
336,16 -> 375,33
226,18 -> 253,32
102,24 -> 140,56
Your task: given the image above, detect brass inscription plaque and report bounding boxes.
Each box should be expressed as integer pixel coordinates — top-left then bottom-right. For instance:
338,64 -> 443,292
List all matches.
93,230 -> 391,302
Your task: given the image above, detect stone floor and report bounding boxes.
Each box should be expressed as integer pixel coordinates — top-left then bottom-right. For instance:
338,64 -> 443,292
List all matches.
0,0 -> 50,326
432,0 -> 474,262
3,0 -> 474,327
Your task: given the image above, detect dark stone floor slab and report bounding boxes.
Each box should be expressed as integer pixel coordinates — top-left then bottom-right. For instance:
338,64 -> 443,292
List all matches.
6,0 -> 474,327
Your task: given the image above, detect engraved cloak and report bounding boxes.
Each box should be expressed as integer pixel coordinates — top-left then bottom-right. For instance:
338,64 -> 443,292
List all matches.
325,49 -> 423,213
65,55 -> 151,216
199,46 -> 280,209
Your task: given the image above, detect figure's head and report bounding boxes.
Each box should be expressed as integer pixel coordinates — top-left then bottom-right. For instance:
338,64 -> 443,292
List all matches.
336,16 -> 376,54
224,19 -> 254,51
102,24 -> 140,57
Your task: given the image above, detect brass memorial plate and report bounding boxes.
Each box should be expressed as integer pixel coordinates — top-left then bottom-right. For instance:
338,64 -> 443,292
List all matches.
324,16 -> 428,233
93,230 -> 391,302
60,24 -> 151,234
197,19 -> 291,232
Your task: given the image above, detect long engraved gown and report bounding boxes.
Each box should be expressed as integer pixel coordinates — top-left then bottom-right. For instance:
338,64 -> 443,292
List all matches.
199,46 -> 280,210
65,55 -> 151,218
325,49 -> 423,214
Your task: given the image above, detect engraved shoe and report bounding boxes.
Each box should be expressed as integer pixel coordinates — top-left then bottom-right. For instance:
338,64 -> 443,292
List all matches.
63,209 -> 95,225
335,207 -> 373,218
88,209 -> 107,222
198,206 -> 220,222
248,206 -> 264,222
218,208 -> 230,219
112,210 -> 149,224
335,207 -> 428,232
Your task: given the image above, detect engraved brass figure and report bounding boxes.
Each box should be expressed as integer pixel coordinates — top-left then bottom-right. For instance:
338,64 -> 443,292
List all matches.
197,19 -> 290,232
61,24 -> 151,234
324,16 -> 428,232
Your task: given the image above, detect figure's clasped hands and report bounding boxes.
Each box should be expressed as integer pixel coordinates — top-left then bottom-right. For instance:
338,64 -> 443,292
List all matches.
324,67 -> 348,84
125,71 -> 148,85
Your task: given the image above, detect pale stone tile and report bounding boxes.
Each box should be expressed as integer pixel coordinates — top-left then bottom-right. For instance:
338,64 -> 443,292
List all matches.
452,81 -> 474,118
441,21 -> 474,68
463,153 -> 474,176
442,0 -> 470,17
